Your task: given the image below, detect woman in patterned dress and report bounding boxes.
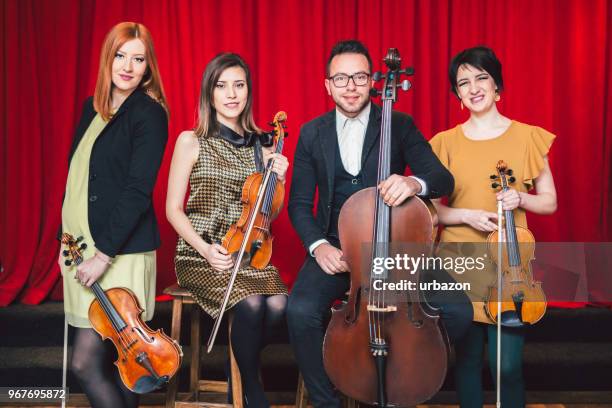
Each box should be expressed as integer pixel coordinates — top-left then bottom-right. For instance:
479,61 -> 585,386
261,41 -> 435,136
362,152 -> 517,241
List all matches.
59,22 -> 168,408
430,46 -> 558,407
166,53 -> 289,408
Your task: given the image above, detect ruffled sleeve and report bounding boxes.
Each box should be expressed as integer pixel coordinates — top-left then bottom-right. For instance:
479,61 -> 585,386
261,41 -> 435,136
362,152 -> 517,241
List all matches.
523,126 -> 555,190
429,130 -> 451,169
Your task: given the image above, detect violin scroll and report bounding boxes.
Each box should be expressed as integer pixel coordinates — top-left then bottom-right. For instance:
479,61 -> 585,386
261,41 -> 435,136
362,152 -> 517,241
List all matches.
490,160 -> 516,190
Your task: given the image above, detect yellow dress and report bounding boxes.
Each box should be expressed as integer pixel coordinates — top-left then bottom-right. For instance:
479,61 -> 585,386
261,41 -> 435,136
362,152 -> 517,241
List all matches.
430,120 -> 555,323
61,113 -> 156,328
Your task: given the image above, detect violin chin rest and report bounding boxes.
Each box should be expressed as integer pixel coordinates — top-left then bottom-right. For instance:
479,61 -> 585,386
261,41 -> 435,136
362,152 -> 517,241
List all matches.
132,375 -> 170,394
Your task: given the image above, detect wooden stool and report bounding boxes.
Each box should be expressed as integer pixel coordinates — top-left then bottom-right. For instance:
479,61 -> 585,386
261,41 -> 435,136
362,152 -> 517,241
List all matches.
164,284 -> 243,408
295,373 -> 357,408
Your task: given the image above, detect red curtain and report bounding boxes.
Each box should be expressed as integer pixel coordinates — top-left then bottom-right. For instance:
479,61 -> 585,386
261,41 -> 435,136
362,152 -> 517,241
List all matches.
1,0 -> 611,306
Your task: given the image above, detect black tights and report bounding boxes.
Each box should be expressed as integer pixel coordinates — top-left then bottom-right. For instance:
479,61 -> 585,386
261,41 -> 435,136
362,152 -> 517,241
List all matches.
230,294 -> 287,408
70,327 -> 139,408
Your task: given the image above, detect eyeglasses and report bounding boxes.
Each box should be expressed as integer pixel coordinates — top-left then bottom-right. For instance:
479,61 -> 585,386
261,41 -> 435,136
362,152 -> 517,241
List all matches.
328,72 -> 371,88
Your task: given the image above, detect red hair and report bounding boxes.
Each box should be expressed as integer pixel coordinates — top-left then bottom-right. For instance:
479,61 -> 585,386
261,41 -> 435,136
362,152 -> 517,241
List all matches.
93,22 -> 168,120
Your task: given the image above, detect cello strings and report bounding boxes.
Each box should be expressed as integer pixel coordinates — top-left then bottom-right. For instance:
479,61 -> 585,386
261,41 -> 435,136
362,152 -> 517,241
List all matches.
380,97 -> 393,344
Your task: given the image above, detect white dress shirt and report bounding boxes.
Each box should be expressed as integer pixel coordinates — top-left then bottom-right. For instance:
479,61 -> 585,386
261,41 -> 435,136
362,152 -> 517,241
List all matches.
308,103 -> 428,256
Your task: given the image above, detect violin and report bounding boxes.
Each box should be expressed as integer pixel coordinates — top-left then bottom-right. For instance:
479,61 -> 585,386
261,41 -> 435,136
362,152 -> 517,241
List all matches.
206,111 -> 288,352
486,160 -> 547,326
61,233 -> 182,394
221,111 -> 288,269
322,49 -> 448,407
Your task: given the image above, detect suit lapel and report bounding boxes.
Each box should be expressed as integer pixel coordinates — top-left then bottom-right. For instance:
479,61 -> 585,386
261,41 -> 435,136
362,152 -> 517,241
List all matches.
360,103 -> 382,175
95,89 -> 143,140
319,110 -> 337,201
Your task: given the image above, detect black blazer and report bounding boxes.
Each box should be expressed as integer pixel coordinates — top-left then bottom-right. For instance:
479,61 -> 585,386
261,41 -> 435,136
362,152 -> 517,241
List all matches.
288,103 -> 454,250
59,89 -> 168,257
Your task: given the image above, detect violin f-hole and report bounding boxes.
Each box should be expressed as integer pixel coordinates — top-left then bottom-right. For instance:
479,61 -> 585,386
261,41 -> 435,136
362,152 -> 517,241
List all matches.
133,326 -> 154,343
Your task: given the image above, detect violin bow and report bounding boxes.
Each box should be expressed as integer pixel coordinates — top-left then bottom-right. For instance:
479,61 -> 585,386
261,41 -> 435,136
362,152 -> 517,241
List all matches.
496,198 -> 503,408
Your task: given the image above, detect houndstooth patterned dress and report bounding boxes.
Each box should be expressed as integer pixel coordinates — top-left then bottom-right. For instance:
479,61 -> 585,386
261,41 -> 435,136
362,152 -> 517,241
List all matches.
175,126 -> 287,318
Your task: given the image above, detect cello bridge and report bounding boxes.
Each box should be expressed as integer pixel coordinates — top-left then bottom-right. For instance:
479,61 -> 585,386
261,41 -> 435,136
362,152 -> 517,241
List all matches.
366,305 -> 397,313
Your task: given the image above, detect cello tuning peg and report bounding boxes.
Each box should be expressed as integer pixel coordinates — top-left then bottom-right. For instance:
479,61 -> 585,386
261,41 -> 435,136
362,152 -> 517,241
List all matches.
76,236 -> 84,242
64,260 -> 72,266
372,72 -> 383,81
369,88 -> 380,97
397,79 -> 411,91
489,174 -> 497,180
508,176 -> 516,183
80,243 -> 87,250
507,169 -> 514,176
491,182 -> 500,189
62,250 -> 69,257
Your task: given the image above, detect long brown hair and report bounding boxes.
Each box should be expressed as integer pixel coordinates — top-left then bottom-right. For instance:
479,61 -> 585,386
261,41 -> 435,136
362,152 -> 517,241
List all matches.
194,53 -> 259,138
93,22 -> 168,120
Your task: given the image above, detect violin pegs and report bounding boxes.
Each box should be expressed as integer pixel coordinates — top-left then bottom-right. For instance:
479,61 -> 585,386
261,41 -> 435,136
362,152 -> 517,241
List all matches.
64,260 -> 72,266
491,182 -> 500,189
507,169 -> 514,176
372,72 -> 383,81
508,176 -> 516,183
62,250 -> 69,257
76,236 -> 84,242
80,243 -> 87,250
490,174 -> 497,180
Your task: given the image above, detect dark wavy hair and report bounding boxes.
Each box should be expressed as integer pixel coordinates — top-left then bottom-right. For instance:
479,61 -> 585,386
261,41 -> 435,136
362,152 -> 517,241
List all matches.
448,46 -> 503,98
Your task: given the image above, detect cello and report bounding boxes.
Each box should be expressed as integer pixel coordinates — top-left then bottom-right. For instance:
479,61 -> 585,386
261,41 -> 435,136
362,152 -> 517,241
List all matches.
322,49 -> 448,407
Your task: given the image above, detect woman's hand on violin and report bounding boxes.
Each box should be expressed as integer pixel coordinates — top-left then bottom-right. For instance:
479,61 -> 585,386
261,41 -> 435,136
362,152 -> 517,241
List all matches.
313,243 -> 349,275
462,209 -> 499,232
76,251 -> 111,287
378,175 -> 421,207
496,188 -> 521,211
263,150 -> 289,182
202,243 -> 234,272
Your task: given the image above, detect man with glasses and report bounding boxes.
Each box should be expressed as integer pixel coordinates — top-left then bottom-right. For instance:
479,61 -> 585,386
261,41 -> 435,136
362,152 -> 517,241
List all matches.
287,40 -> 467,407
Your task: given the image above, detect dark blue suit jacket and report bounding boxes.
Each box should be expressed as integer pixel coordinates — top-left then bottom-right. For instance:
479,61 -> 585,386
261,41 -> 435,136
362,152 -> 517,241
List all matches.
288,103 -> 453,250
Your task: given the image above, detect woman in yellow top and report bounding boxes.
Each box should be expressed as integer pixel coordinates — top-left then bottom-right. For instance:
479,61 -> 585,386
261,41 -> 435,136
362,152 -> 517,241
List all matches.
430,46 -> 557,407
59,22 -> 168,408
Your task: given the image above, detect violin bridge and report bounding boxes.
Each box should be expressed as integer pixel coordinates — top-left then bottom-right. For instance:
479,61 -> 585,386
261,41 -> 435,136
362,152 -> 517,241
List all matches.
366,305 -> 397,312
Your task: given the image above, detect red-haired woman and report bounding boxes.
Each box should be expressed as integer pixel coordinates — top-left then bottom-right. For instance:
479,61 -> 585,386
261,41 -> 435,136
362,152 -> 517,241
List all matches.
58,22 -> 168,408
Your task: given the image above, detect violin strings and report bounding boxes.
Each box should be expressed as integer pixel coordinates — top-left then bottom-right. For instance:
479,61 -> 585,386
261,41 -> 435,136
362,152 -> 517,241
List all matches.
72,245 -> 139,360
